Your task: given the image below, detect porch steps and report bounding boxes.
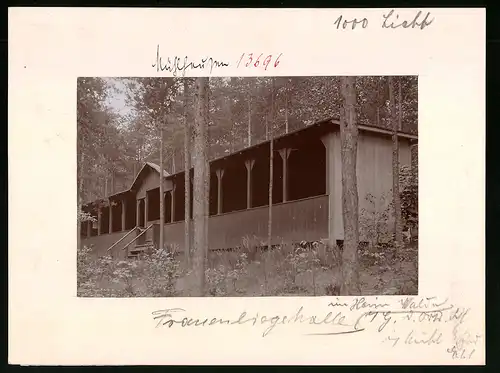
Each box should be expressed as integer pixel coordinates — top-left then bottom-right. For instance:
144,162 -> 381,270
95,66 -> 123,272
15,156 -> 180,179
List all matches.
127,239 -> 154,259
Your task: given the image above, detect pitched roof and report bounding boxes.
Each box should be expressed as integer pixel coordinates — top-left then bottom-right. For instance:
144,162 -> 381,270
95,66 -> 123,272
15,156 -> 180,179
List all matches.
83,162 -> 170,205
128,162 -> 169,192
145,162 -> 170,178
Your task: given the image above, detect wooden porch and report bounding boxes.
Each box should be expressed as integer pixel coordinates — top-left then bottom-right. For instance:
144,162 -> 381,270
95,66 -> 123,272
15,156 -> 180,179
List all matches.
81,194 -> 329,258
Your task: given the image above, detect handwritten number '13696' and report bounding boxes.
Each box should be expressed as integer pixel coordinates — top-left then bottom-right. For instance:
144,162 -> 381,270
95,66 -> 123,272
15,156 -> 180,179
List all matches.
237,53 -> 282,70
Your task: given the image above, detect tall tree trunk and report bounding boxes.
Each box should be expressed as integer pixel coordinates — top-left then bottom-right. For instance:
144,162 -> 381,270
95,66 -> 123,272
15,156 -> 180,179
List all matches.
183,79 -> 191,266
265,110 -> 269,141
104,176 -> 108,197
193,77 -> 209,296
204,81 -> 210,261
159,125 -> 165,252
111,170 -> 115,195
265,78 -> 276,294
339,76 -> 361,296
398,78 -> 403,131
267,79 -> 276,251
389,76 -> 403,246
77,152 -> 85,250
247,95 -> 252,147
171,149 -> 176,173
204,155 -> 210,262
410,143 -> 418,241
285,78 -> 289,133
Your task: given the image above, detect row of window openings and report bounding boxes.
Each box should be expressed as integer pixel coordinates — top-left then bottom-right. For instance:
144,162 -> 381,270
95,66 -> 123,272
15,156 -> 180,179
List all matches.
82,145 -> 327,236
82,181 -> 326,237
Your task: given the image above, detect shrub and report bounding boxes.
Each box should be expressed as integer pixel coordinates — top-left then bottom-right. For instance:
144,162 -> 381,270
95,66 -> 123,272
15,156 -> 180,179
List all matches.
283,244 -> 310,286
399,164 -> 418,239
77,209 -> 96,223
138,248 -> 182,297
325,283 -> 340,296
226,252 -> 249,293
77,245 -> 183,297
205,265 -> 228,296
77,246 -> 125,297
111,260 -> 136,295
359,192 -> 394,249
241,235 -> 261,262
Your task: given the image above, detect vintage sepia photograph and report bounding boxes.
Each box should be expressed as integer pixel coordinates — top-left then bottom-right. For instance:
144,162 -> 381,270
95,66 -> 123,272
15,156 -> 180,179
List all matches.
77,76 -> 418,297
10,7 -> 485,365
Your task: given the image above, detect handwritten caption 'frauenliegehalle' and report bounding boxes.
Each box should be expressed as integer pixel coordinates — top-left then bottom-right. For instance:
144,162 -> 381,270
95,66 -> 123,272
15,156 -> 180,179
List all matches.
152,296 -> 481,361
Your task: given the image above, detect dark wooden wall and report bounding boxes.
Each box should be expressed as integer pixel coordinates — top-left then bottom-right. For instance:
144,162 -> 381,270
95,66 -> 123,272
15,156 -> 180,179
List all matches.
82,229 -> 134,259
161,194 -> 328,252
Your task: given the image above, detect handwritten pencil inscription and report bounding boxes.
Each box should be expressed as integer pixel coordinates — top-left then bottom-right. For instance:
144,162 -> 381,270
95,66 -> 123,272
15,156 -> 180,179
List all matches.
151,296 -> 482,361
334,10 -> 434,31
152,45 -> 230,76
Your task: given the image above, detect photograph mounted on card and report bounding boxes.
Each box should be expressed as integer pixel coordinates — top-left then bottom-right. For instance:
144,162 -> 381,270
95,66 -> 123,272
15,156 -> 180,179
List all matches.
8,7 -> 485,365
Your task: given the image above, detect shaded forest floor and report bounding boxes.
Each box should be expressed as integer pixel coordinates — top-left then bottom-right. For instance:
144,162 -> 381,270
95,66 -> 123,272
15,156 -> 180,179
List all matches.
78,241 -> 418,297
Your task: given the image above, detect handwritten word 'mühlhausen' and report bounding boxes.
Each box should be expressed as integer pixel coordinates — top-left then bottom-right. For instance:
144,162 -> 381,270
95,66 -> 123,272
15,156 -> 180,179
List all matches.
152,45 -> 229,76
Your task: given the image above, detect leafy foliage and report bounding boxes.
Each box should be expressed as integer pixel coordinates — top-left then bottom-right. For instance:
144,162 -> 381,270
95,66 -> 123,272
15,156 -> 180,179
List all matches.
77,209 -> 96,223
205,265 -> 229,296
139,248 -> 182,296
79,235 -> 417,297
359,192 -> 394,248
399,164 -> 418,233
78,76 -> 418,203
77,246 -> 183,297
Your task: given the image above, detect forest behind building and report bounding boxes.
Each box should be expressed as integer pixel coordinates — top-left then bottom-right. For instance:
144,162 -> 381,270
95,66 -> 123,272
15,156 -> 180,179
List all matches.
78,76 -> 417,202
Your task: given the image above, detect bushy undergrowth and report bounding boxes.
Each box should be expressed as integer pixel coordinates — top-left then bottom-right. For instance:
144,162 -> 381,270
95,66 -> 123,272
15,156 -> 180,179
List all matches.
78,246 -> 183,297
78,236 -> 417,297
78,180 -> 418,297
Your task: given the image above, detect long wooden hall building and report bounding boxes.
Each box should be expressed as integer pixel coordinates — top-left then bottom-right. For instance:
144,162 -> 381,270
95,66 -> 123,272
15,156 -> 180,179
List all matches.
80,117 -> 418,259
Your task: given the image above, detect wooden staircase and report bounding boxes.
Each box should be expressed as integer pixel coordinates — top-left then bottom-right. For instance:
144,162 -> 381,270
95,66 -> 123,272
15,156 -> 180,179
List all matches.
127,239 -> 154,259
106,223 -> 159,260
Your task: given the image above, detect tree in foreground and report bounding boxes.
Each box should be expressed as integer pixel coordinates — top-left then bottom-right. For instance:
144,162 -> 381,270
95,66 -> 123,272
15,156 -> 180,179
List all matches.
339,76 -> 361,296
192,77 -> 209,296
183,78 -> 192,267
389,76 -> 403,247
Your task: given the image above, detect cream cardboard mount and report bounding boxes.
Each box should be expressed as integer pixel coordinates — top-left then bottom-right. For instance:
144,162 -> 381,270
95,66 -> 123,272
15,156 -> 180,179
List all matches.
8,8 -> 485,365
